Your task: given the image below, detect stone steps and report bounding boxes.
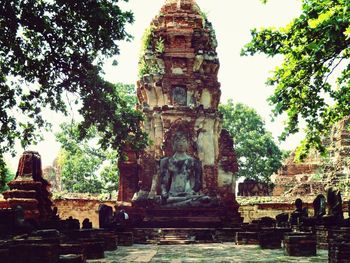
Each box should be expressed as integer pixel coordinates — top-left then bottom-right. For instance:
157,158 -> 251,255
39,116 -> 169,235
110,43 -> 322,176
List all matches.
161,235 -> 188,240
158,239 -> 195,245
158,232 -> 196,245
133,228 -> 223,244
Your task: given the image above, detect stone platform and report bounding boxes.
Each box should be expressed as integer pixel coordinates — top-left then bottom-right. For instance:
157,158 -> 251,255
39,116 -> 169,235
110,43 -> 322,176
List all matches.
121,205 -> 242,229
87,243 -> 328,263
132,228 -> 241,244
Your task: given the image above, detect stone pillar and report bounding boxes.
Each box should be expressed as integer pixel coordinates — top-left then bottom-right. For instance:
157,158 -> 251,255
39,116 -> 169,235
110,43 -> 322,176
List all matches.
117,148 -> 139,203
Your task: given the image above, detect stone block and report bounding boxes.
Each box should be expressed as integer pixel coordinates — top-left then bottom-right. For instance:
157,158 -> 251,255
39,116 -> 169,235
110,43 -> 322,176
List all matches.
59,254 -> 85,263
315,226 -> 330,249
59,243 -> 85,260
9,243 -> 59,263
328,228 -> 350,263
329,241 -> 350,263
79,239 -> 105,260
259,231 -> 283,249
0,248 -> 10,262
117,232 -> 134,246
215,228 -> 240,242
284,233 -> 316,256
235,232 -> 259,245
96,231 -> 118,251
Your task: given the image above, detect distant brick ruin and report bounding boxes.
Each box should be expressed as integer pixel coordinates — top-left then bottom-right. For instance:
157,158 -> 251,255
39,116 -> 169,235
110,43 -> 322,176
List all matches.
323,116 -> 350,193
273,116 -> 350,197
272,149 -> 323,196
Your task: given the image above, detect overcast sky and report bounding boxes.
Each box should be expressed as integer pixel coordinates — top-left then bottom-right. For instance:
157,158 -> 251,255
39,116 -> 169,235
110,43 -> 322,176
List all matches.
6,0 -> 304,170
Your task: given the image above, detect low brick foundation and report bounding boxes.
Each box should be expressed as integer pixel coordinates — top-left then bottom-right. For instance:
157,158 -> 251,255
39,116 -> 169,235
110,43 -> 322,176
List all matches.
0,196 -> 347,227
238,197 -> 349,223
53,199 -> 116,228
56,198 -> 293,226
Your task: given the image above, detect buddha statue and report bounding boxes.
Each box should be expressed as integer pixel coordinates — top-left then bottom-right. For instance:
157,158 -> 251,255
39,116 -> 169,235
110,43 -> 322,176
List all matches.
313,194 -> 326,219
159,131 -> 217,207
290,198 -> 308,225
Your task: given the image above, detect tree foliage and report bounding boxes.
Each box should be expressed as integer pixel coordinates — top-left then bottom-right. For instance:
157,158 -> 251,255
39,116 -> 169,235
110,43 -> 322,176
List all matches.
56,122 -> 119,194
54,83 -> 137,194
219,100 -> 283,183
242,0 -> 350,159
0,0 -> 147,164
0,159 -> 15,193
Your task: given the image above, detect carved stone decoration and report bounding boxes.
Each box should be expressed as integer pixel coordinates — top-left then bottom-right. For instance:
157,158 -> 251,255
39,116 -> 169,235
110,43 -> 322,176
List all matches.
172,86 -> 187,106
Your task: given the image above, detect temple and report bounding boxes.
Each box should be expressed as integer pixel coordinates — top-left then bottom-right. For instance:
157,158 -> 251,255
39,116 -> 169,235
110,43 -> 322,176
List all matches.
117,0 -> 242,227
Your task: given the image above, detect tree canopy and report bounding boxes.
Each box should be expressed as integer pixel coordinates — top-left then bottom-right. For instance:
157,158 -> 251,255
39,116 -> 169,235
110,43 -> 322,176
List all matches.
0,0 -> 147,164
242,0 -> 350,159
219,100 -> 283,183
0,159 -> 14,193
54,83 -> 137,194
56,122 -> 119,194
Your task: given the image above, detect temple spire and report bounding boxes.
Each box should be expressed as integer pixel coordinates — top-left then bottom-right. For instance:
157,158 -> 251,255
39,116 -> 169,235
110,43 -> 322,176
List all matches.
165,0 -> 196,9
165,0 -> 195,3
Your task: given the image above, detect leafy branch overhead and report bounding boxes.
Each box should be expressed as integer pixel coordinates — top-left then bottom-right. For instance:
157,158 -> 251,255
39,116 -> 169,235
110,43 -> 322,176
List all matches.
242,0 -> 350,160
0,0 -> 147,160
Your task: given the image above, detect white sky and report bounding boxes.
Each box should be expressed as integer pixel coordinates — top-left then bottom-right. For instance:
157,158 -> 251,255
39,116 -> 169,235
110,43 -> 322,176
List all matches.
6,0 -> 304,170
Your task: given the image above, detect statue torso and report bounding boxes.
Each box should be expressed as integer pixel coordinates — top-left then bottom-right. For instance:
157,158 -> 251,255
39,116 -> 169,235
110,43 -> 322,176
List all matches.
167,156 -> 195,196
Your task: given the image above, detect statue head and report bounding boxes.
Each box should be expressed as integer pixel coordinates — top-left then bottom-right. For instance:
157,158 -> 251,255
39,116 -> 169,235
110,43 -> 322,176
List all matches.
172,131 -> 188,153
295,198 -> 303,211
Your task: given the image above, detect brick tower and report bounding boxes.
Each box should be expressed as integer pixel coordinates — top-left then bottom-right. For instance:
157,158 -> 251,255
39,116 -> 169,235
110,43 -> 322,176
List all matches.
117,0 -> 242,227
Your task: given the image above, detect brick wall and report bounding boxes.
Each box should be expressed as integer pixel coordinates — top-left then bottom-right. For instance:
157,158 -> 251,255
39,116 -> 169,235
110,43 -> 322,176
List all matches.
1,196 -> 347,226
239,201 -> 349,223
239,203 -> 297,223
53,199 -> 116,228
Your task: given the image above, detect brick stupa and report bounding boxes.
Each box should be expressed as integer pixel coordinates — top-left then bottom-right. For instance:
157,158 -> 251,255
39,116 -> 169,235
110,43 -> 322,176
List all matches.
3,151 -> 53,221
117,0 -> 242,227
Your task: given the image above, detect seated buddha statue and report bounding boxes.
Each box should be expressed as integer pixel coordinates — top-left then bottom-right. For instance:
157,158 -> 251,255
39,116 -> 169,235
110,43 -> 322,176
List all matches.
159,131 -> 217,207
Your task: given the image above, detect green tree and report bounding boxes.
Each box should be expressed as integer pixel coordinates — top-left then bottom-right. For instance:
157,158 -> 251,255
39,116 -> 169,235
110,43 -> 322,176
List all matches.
55,82 -> 137,194
0,159 -> 15,193
0,0 -> 147,165
56,122 -> 119,194
242,0 -> 350,160
219,100 -> 283,183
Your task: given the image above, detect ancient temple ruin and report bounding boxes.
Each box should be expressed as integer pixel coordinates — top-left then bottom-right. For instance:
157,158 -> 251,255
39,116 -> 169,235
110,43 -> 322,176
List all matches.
3,151 -> 53,221
324,116 -> 350,192
117,0 -> 242,226
272,150 -> 323,196
272,115 -> 350,197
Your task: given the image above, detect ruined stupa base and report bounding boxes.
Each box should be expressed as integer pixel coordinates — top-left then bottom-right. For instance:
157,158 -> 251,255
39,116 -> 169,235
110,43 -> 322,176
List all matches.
116,202 -> 242,228
3,151 -> 53,222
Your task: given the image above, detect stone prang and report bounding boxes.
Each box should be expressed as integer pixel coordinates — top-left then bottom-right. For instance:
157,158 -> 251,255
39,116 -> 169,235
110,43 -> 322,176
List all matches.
117,0 -> 242,226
